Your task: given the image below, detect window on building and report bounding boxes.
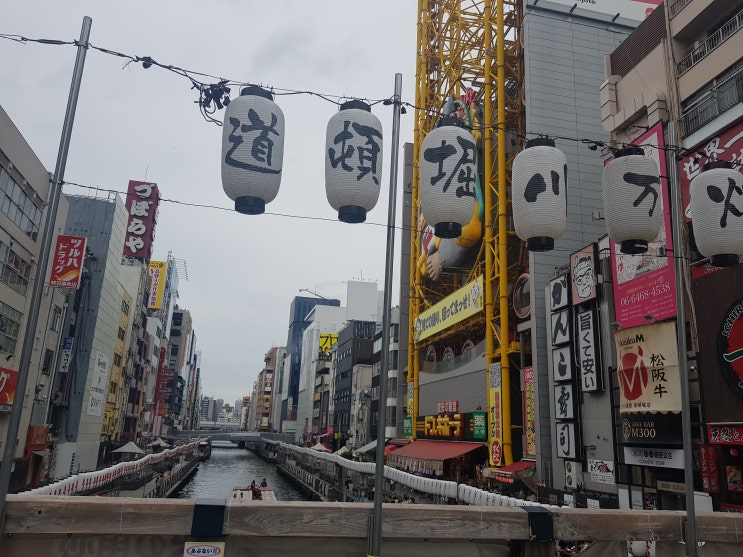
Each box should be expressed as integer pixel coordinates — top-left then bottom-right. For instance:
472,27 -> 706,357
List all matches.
41,348 -> 54,375
118,327 -> 126,341
121,299 -> 130,315
110,382 -> 117,394
0,166 -> 43,240
113,353 -> 123,367
0,239 -> 32,295
0,301 -> 22,355
50,305 -> 63,332
170,345 -> 179,356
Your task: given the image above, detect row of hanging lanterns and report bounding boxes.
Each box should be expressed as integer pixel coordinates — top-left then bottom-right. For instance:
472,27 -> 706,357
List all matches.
220,91 -> 743,265
508,138 -> 743,265
221,88 -> 382,222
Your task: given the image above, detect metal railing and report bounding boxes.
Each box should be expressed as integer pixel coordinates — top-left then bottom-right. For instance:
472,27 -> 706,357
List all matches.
677,8 -> 743,75
679,66 -> 743,136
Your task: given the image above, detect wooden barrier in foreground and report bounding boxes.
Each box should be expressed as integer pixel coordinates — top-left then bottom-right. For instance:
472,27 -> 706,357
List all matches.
2,496 -> 743,557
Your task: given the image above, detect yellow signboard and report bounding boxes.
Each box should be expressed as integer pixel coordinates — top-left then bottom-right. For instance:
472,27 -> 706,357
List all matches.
147,261 -> 167,309
414,276 -> 484,342
319,333 -> 338,361
488,362 -> 503,466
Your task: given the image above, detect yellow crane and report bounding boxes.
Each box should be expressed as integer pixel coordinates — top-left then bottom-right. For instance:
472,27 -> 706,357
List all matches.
409,0 -> 525,467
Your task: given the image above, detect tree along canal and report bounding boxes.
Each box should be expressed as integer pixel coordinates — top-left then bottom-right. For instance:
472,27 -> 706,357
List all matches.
173,443 -> 307,501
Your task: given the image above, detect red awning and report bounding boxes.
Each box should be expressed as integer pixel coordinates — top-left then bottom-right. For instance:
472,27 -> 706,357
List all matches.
390,440 -> 485,461
492,460 -> 536,483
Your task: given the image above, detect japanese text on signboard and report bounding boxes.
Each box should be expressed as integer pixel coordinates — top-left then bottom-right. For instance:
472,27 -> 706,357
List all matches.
123,181 -> 159,260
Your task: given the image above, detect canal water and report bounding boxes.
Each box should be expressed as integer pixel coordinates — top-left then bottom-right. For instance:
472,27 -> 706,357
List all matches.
173,443 -> 306,501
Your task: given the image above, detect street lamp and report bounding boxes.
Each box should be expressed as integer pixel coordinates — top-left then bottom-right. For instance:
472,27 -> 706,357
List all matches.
298,288 -> 330,300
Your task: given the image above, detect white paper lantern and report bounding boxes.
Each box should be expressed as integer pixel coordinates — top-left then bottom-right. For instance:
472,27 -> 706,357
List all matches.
602,147 -> 662,254
690,161 -> 743,267
512,137 -> 568,251
325,100 -> 383,223
221,86 -> 285,214
420,117 -> 478,238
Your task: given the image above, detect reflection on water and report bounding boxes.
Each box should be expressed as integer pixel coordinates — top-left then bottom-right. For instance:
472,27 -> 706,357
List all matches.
174,443 -> 306,501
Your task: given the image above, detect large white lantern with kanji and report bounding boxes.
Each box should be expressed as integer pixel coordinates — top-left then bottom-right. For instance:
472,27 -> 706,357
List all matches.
420,117 -> 478,238
602,147 -> 661,254
512,138 -> 568,251
690,161 -> 743,267
221,86 -> 285,214
325,100 -> 383,223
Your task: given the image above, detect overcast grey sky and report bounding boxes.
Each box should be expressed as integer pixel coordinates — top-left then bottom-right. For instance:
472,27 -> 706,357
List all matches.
1,1 -> 418,403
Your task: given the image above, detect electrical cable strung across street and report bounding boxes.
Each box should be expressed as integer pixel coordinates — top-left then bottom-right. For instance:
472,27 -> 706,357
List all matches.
0,31 -> 727,162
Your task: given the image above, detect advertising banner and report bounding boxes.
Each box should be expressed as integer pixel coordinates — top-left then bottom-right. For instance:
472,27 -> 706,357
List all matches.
588,459 -> 615,484
0,366 -> 19,412
611,123 -> 677,328
123,180 -> 159,261
488,362 -> 503,466
50,235 -> 86,288
147,260 -> 167,309
679,120 -> 743,224
699,445 -> 720,493
524,366 -> 537,456
615,321 -> 682,445
414,276 -> 483,341
87,351 -> 109,417
319,333 -> 338,361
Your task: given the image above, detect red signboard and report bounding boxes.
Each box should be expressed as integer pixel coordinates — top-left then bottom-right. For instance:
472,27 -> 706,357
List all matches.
610,123 -> 677,328
50,235 -> 87,288
699,444 -> 720,493
708,423 -> 743,444
678,120 -> 743,224
123,180 -> 159,261
0,366 -> 19,411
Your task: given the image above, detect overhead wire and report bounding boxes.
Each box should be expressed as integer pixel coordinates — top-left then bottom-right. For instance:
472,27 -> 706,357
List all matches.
0,30 -> 710,159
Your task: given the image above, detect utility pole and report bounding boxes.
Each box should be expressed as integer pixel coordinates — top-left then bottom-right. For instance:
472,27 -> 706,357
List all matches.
0,16 -> 92,525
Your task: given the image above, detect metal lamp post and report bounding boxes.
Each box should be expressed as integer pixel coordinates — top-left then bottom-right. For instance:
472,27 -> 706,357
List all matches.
369,72 -> 402,557
0,16 -> 92,524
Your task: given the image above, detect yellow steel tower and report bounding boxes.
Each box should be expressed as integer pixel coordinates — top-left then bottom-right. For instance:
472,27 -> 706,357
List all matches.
410,0 -> 525,466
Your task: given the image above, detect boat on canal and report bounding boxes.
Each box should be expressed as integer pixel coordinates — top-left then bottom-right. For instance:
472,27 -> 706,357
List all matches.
232,483 -> 277,502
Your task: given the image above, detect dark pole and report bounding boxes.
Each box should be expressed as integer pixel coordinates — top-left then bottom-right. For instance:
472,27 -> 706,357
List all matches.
369,72 -> 402,557
0,16 -> 92,526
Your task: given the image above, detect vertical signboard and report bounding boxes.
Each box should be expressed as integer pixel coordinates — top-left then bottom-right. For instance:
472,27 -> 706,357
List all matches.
610,123 -> 677,328
49,235 -> 87,288
59,337 -> 73,374
556,422 -> 577,459
87,351 -> 109,417
615,322 -> 682,445
123,180 -> 159,261
147,260 -> 167,309
577,309 -> 602,392
0,367 -> 19,412
699,445 -> 720,493
523,366 -> 537,456
488,362 -> 503,466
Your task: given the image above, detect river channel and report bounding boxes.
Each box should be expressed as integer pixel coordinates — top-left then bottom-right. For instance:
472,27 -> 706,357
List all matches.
173,442 -> 307,501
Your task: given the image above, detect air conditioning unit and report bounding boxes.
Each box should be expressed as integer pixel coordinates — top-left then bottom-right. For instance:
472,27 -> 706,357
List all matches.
565,461 -> 582,490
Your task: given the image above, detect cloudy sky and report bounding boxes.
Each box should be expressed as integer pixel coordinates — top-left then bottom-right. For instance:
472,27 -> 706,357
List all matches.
1,1 -> 418,404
